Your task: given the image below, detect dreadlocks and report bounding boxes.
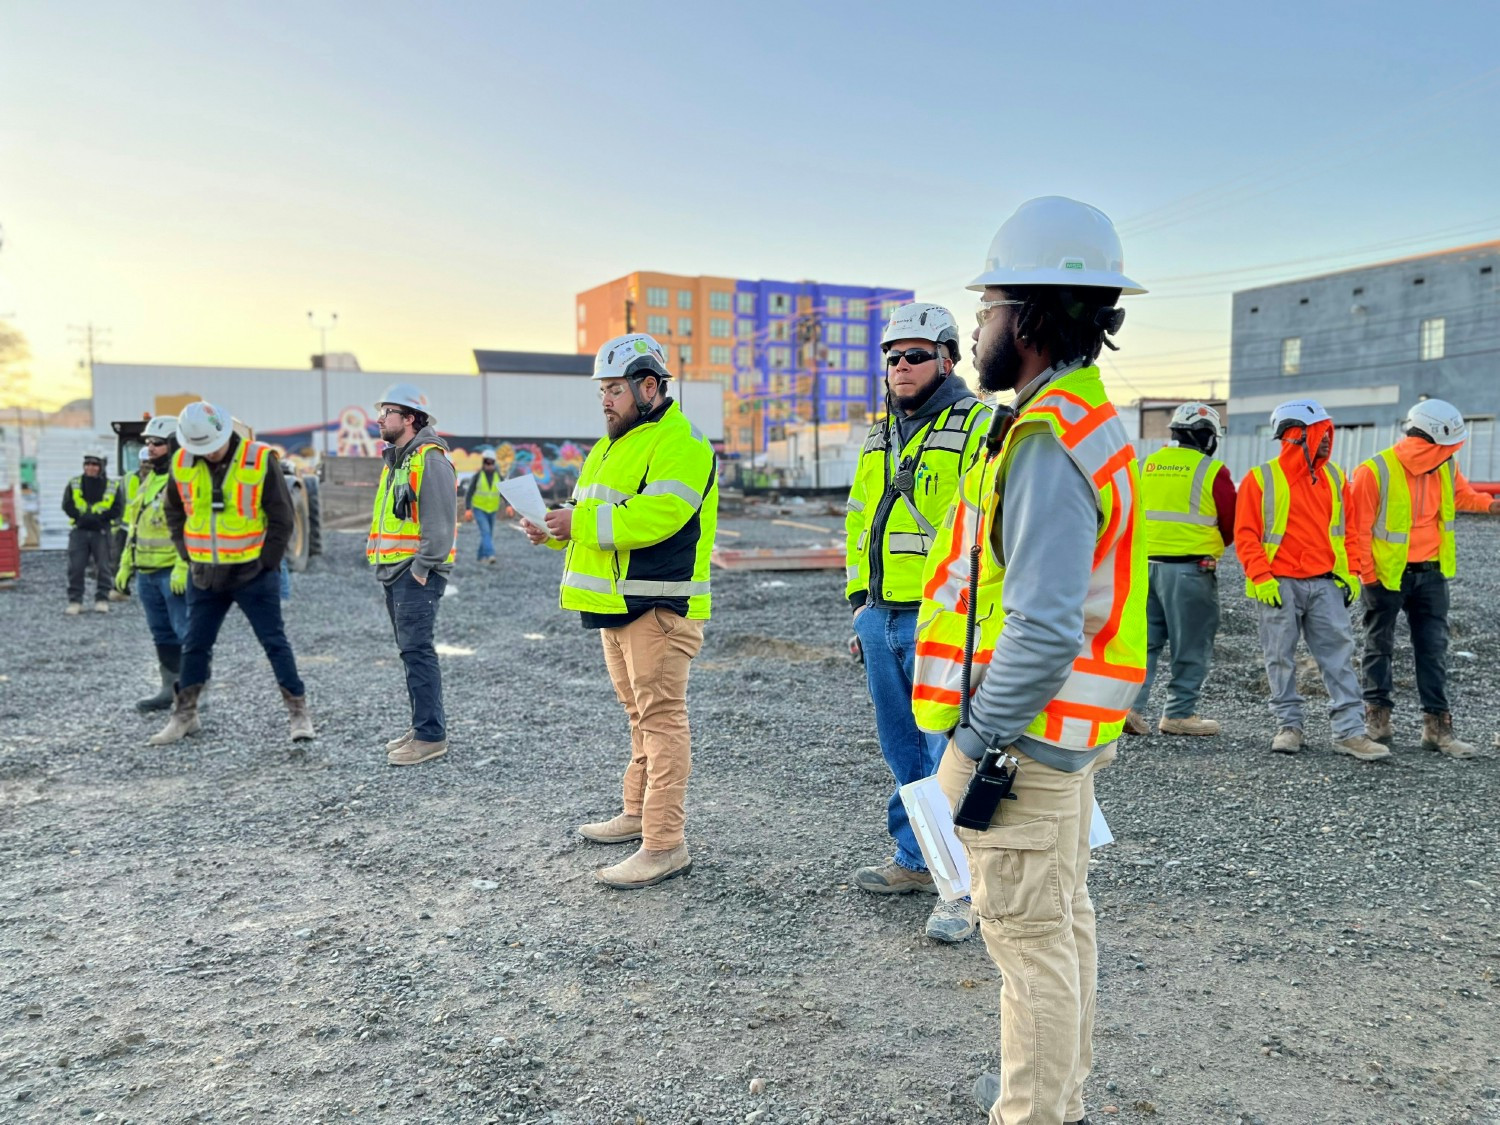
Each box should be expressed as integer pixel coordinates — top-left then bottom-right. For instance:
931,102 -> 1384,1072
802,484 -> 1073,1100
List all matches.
1006,286 -> 1125,366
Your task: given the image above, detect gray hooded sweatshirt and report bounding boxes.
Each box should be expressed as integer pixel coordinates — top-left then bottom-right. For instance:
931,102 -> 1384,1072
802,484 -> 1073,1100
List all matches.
375,425 -> 457,586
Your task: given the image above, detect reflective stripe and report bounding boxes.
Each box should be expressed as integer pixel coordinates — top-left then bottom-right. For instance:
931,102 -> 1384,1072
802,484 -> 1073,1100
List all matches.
846,565 -> 860,580
887,531 -> 931,555
642,478 -> 703,507
577,483 -> 632,504
1187,453 -> 1213,516
617,578 -> 711,596
846,497 -> 865,513
1260,465 -> 1283,546
597,505 -> 615,550
1144,509 -> 1217,526
898,493 -> 937,538
562,572 -> 614,593
1327,464 -> 1346,537
924,430 -> 968,453
1371,456 -> 1408,543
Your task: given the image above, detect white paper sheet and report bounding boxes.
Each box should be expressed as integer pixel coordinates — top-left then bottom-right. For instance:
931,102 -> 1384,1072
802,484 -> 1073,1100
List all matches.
497,473 -> 554,532
1089,799 -> 1114,849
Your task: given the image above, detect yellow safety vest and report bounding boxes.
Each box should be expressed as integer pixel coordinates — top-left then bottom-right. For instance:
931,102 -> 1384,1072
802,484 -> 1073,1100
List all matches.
912,365 -> 1147,750
555,400 -> 718,620
1140,446 -> 1226,558
171,441 -> 273,565
471,469 -> 502,514
367,442 -> 458,565
123,472 -> 179,570
1361,447 -> 1456,590
844,394 -> 990,605
67,477 -> 121,527
1242,458 -> 1353,597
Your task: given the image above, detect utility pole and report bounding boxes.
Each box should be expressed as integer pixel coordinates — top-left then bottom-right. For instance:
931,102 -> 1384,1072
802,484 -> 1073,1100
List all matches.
307,311 -> 337,459
797,300 -> 822,488
68,323 -> 110,419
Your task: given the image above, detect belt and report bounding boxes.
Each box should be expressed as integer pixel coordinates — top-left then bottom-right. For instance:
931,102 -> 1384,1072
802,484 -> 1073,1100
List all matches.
1149,554 -> 1213,565
1405,560 -> 1441,573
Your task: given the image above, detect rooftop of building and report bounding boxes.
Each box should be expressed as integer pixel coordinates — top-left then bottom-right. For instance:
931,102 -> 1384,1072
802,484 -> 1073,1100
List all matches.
1236,238 -> 1500,296
471,350 -> 594,375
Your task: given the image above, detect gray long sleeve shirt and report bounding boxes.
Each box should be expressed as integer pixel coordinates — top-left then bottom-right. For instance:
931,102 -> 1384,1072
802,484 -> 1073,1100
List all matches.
374,425 -> 457,586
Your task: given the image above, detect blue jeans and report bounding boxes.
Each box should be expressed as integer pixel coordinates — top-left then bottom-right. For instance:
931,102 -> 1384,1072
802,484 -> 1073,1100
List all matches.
1135,561 -> 1220,719
137,567 -> 188,646
854,605 -> 945,872
473,508 -> 496,560
181,567 -> 305,696
279,559 -> 291,601
384,570 -> 447,741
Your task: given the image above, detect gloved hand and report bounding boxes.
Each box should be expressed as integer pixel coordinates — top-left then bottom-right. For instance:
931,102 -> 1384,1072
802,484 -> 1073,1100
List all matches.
170,559 -> 189,596
114,557 -> 134,592
1334,577 -> 1359,607
463,509 -> 474,522
1252,578 -> 1283,607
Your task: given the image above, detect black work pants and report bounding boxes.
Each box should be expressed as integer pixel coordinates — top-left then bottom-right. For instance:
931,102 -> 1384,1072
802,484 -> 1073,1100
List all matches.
383,570 -> 447,742
1361,569 -> 1450,714
67,527 -> 114,604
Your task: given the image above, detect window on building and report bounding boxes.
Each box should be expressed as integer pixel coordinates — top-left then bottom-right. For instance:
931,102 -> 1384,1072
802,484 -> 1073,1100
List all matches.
847,324 -> 869,346
825,349 -> 840,368
881,299 -> 902,321
848,298 -> 868,319
677,289 -> 692,309
825,296 -> 844,318
770,347 -> 790,369
1419,317 -> 1445,361
646,287 -> 668,307
678,344 -> 693,366
846,376 -> 867,398
846,350 -> 868,371
735,345 -> 751,368
577,329 -> 587,349
769,293 -> 790,314
710,291 -> 731,311
772,374 -> 791,393
736,292 -> 756,314
735,318 -> 753,338
710,345 -> 731,366
577,303 -> 586,323
1281,337 -> 1301,376
770,320 -> 790,342
709,317 -> 731,338
738,427 -> 752,444
826,375 -> 844,396
647,315 -> 669,336
849,401 -> 867,422
825,322 -> 844,344
678,317 -> 693,336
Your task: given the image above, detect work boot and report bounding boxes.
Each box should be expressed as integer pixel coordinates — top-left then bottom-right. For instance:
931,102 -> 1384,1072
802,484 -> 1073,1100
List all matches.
93,601 -> 110,613
148,684 -> 203,745
578,812 -> 644,844
384,728 -> 415,752
1420,712 -> 1476,759
280,687 -> 315,742
924,898 -> 974,943
388,738 -> 447,766
65,602 -> 82,616
136,643 -> 181,713
972,1074 -> 1090,1124
1159,714 -> 1220,736
1333,733 -> 1393,762
1123,709 -> 1151,736
853,860 -> 936,895
596,844 -> 692,889
1270,727 -> 1303,754
108,588 -> 129,602
1365,704 -> 1394,744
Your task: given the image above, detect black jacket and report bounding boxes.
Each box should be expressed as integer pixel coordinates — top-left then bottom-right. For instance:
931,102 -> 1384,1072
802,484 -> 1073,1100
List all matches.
62,473 -> 124,532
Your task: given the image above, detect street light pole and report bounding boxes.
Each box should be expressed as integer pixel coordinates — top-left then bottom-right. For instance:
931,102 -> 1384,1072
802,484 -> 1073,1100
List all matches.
307,311 -> 337,458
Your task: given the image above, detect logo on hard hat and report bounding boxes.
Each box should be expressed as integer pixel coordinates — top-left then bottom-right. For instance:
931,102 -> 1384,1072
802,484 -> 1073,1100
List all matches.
633,339 -> 649,354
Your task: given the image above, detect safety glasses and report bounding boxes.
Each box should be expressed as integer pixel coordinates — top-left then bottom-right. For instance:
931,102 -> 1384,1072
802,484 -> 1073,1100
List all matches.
884,347 -> 940,368
143,438 -> 169,448
975,298 -> 1023,327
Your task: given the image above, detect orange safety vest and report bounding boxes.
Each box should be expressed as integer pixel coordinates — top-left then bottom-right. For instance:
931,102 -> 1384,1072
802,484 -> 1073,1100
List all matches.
171,441 -> 272,565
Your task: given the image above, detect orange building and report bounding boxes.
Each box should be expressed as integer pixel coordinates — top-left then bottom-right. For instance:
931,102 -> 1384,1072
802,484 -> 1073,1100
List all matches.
576,271 -> 739,388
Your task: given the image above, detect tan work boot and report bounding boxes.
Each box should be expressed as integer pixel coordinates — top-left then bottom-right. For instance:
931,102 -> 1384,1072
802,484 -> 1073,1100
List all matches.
1159,715 -> 1220,736
385,728 -> 415,752
93,601 -> 110,613
281,687 -> 315,742
65,602 -> 82,616
853,860 -> 936,895
1334,733 -> 1393,762
1123,709 -> 1151,737
1420,712 -> 1476,759
388,738 -> 447,766
107,589 -> 129,602
596,844 -> 692,889
1365,704 -> 1394,744
148,684 -> 203,746
1270,727 -> 1303,754
578,812 -> 644,844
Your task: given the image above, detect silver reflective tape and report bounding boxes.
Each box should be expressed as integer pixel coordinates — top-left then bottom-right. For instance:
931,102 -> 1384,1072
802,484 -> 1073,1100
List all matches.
562,572 -> 614,593
887,531 -> 931,555
924,431 -> 967,453
1187,454 -> 1213,517
577,483 -> 632,504
1145,509 -> 1217,527
642,478 -> 703,507
846,497 -> 865,513
597,506 -> 615,551
616,578 -> 711,596
846,565 -> 860,580
1260,464 -> 1280,549
898,493 -> 937,538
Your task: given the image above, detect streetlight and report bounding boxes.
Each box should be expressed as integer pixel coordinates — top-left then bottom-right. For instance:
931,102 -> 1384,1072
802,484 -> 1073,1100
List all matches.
307,311 -> 337,458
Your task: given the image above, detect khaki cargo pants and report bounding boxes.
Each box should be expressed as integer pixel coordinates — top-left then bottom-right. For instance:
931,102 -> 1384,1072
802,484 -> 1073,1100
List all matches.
600,607 -> 705,851
939,740 -> 1118,1125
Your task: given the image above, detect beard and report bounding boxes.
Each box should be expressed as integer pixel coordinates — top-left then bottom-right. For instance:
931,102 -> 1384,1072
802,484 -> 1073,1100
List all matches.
975,324 -> 1026,394
604,411 -> 630,440
379,421 -> 404,444
892,372 -> 945,414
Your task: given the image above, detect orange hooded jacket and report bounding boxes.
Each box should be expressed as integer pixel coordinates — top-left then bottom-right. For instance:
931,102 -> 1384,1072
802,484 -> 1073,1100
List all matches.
1234,420 -> 1350,586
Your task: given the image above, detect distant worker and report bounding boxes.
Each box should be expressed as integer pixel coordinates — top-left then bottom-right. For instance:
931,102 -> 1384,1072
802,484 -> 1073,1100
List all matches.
522,333 -> 718,890
915,196 -> 1147,1125
368,383 -> 457,766
150,401 -> 315,746
20,482 -> 41,549
844,300 -> 989,945
1348,399 -> 1497,758
62,448 -> 124,614
114,416 -> 189,712
463,446 -> 502,565
107,448 -> 149,601
1125,402 -> 1237,738
1234,399 -> 1388,760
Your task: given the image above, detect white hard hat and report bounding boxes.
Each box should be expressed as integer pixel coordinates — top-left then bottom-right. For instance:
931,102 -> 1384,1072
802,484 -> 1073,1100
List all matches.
880,302 -> 961,360
376,382 -> 437,425
594,333 -> 670,382
1269,398 -> 1330,439
1404,398 -> 1467,446
1169,402 -> 1223,435
969,196 -> 1146,295
142,414 -> 178,440
177,401 -> 234,457
82,447 -> 108,465
479,445 -> 497,459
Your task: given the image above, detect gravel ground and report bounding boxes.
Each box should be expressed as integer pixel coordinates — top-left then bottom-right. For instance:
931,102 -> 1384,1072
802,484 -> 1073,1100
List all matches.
1,511 -> 1497,1125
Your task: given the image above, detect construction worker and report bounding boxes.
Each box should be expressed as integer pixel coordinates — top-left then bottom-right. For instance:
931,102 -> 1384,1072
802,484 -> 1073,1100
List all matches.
844,301 -> 990,944
1234,399 -> 1389,761
150,401 -> 315,746
20,482 -> 41,549
107,449 -> 148,601
1124,402 -> 1236,738
114,415 -> 190,712
914,195 -> 1147,1125
369,383 -> 457,766
1349,399 -> 1497,758
521,333 -> 718,890
463,446 -> 502,564
62,448 -> 124,614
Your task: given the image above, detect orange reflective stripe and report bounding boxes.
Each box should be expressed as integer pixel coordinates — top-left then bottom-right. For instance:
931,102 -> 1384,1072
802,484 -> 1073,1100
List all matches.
912,684 -> 963,705
914,638 -> 994,665
1072,655 -> 1145,682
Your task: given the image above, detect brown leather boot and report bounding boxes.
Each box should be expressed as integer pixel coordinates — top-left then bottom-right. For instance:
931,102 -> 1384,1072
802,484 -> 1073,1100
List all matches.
1421,712 -> 1476,759
578,812 -> 644,844
281,687 -> 315,742
148,684 -> 203,746
596,844 -> 692,889
1365,704 -> 1394,744
1123,709 -> 1151,736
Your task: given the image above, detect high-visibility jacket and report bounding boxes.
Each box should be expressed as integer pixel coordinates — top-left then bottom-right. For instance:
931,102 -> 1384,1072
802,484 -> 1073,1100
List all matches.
117,472 -> 141,528
171,441 -> 273,565
1140,446 -> 1227,558
554,400 -> 718,620
912,365 -> 1147,751
470,469 -> 502,514
845,395 -> 990,606
367,442 -> 458,565
123,472 -> 179,570
1241,457 -> 1353,597
1360,447 -> 1456,590
67,477 -> 121,527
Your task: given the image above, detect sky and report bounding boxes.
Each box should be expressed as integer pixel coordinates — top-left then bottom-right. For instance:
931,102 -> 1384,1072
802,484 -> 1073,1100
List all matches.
2,0 -> 1498,409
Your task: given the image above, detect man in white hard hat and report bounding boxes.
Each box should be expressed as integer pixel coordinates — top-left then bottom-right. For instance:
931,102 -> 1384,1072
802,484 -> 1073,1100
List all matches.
61,448 -> 124,614
1348,399 -> 1497,758
1125,402 -> 1236,738
915,196 -> 1147,1125
522,334 -> 718,890
1234,400 -> 1388,761
463,445 -> 502,565
844,301 -> 989,944
368,383 -> 458,766
151,401 -> 315,746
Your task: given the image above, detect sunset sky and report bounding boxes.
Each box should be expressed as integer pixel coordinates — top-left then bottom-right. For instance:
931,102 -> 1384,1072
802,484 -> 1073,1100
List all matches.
3,1 -> 1497,409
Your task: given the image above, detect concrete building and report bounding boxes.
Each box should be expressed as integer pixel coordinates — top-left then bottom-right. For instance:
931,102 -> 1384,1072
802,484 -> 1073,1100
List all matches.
576,271 -> 914,456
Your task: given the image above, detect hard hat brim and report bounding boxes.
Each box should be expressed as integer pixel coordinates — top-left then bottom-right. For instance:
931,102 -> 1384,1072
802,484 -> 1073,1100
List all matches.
178,428 -> 233,457
967,267 -> 1147,295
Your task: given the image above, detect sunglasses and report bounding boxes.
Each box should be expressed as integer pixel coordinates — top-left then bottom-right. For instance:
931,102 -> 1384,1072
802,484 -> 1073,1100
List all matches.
884,347 -> 941,368
975,298 -> 1024,327
375,407 -> 408,421
144,438 -> 169,448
